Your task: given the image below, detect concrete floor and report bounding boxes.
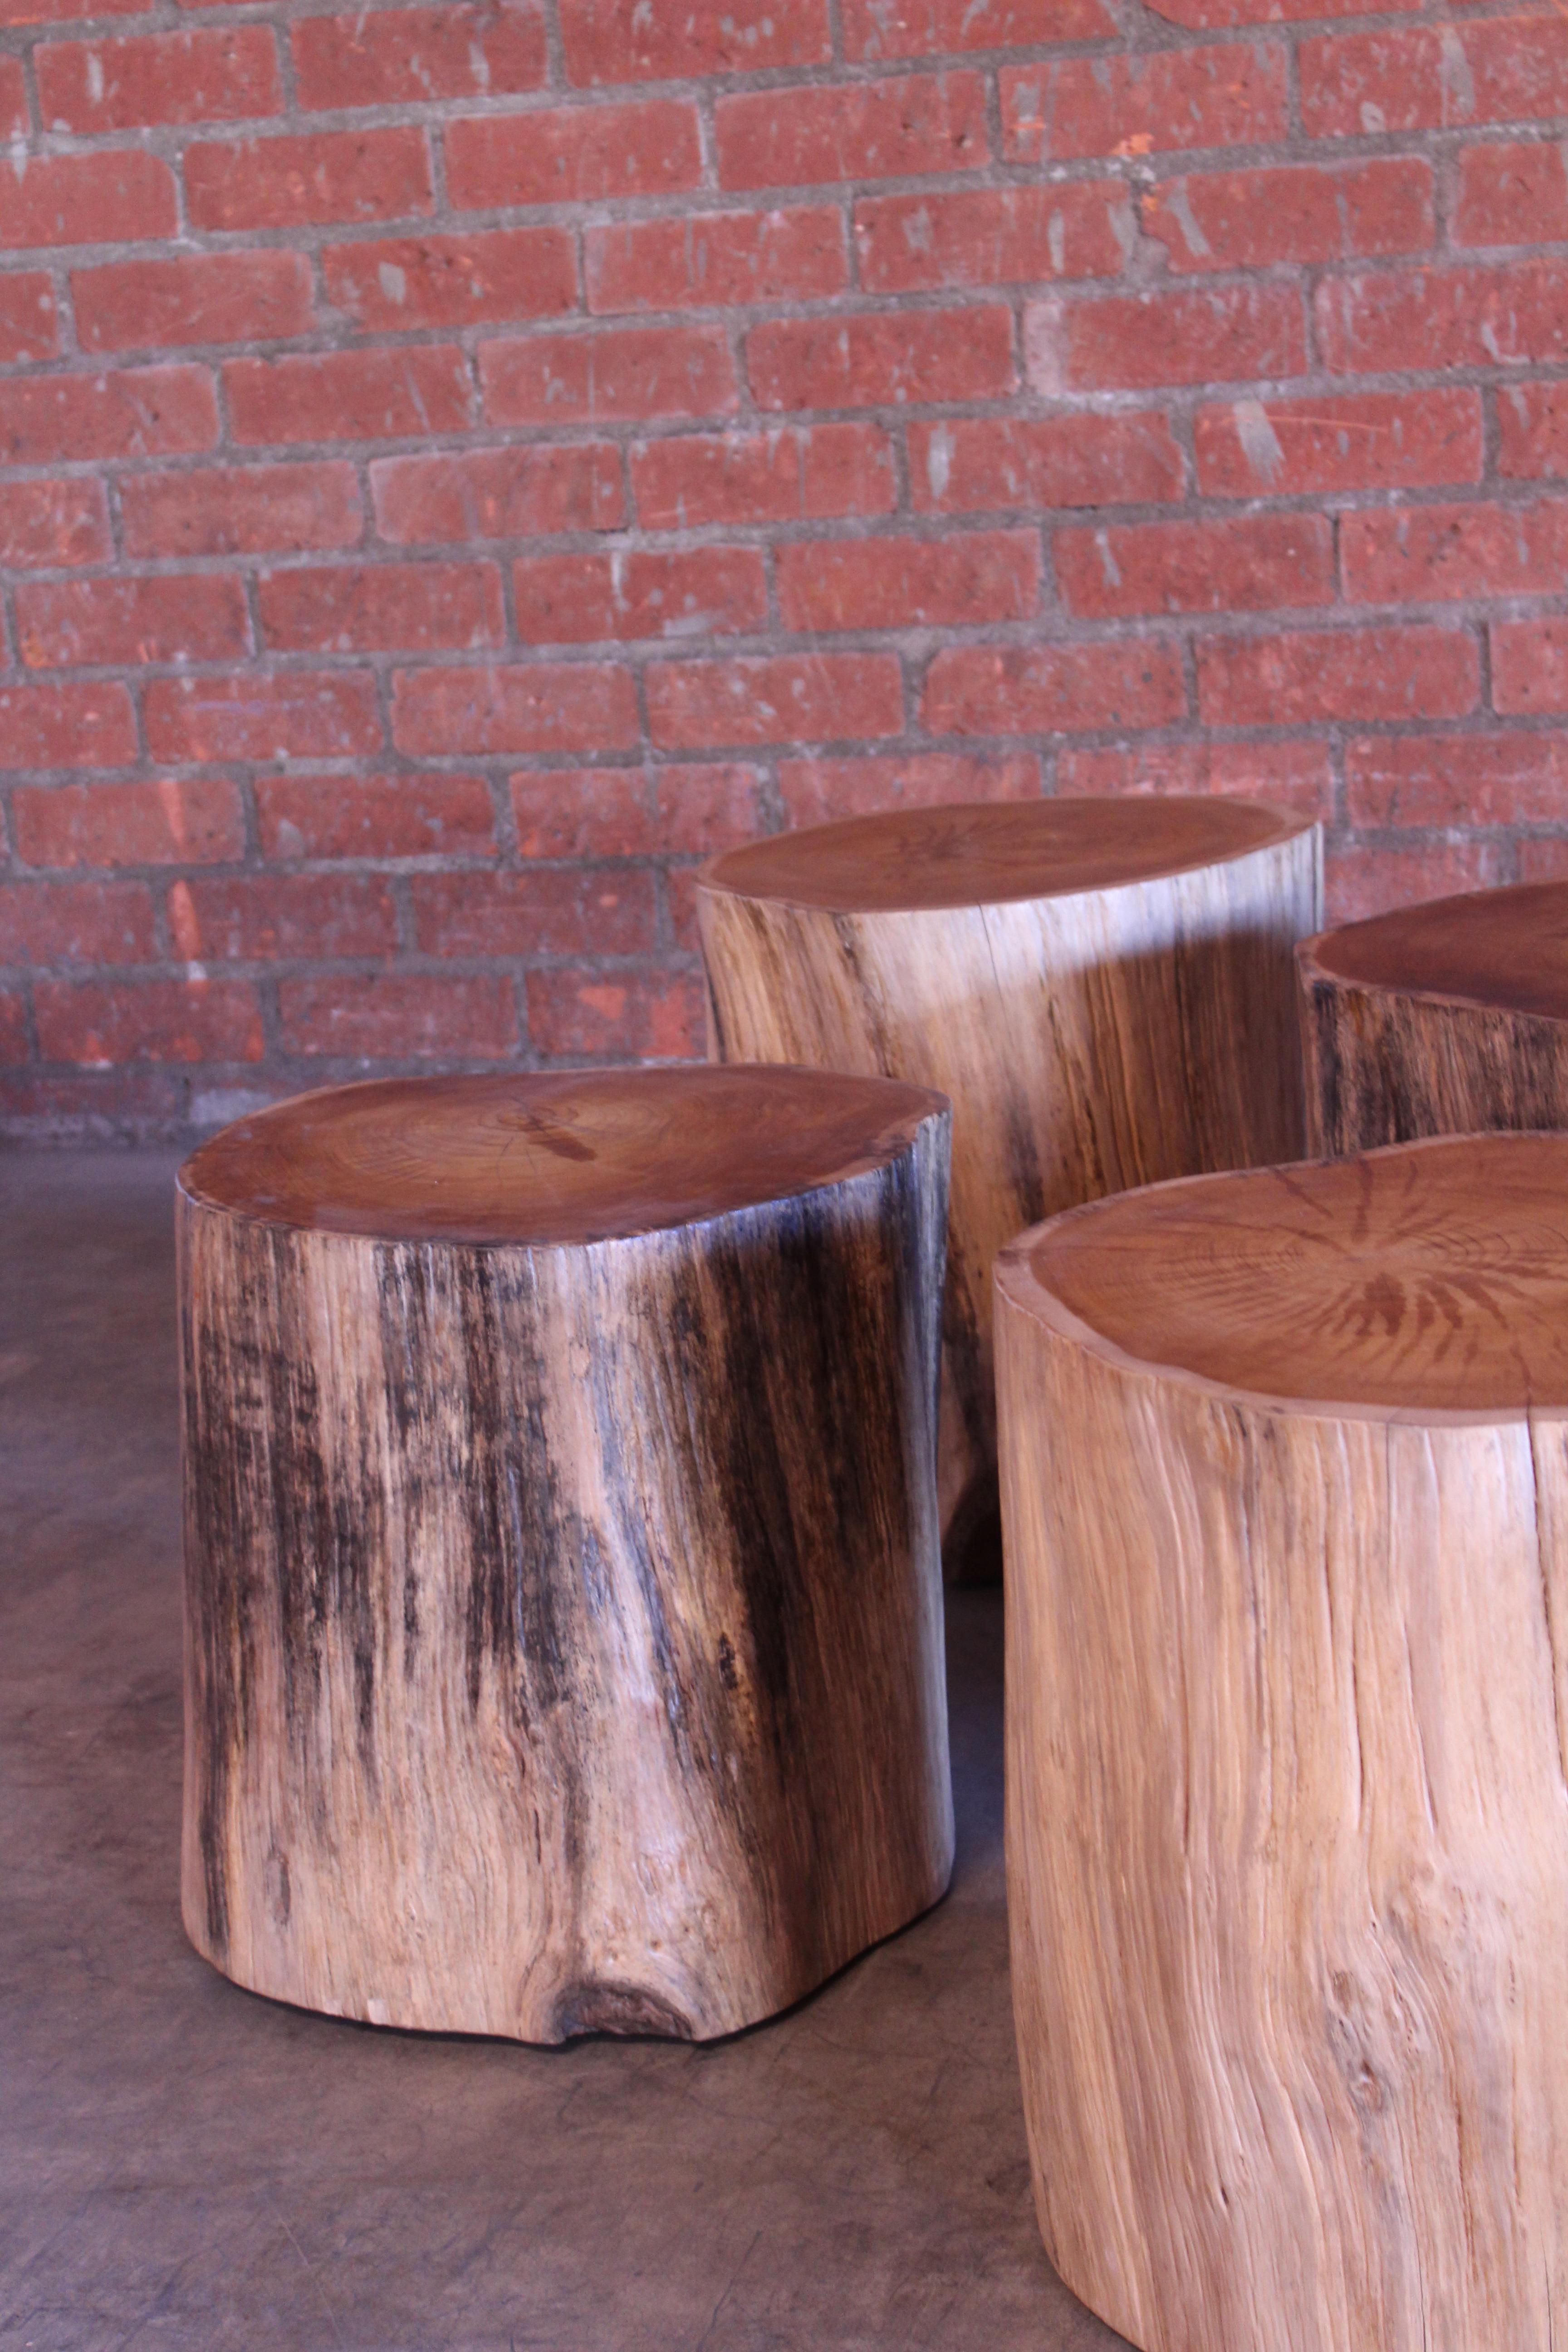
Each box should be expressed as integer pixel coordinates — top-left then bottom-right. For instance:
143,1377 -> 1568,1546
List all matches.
1,1148 -> 1124,2352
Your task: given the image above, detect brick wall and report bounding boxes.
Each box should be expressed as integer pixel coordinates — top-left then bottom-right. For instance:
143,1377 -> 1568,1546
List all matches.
0,0 -> 1563,1137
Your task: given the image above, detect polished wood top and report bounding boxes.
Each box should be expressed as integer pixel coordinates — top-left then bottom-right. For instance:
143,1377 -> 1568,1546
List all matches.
1307,881 -> 1568,1022
180,1067 -> 947,1245
700,796 -> 1308,914
1000,1132 -> 1568,1414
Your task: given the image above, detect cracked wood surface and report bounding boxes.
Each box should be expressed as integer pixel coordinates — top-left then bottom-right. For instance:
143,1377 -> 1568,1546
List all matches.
1300,880 -> 1568,1156
698,795 -> 1322,1563
178,1065 -> 954,2043
997,1131 -> 1568,2352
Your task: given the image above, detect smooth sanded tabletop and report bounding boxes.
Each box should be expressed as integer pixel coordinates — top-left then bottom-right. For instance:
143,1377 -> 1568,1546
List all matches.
699,796 -> 1309,915
1000,1132 -> 1568,1415
179,1067 -> 947,1246
1308,879 -> 1568,1023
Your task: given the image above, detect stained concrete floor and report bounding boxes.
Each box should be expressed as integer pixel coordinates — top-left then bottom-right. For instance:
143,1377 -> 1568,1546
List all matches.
1,1147 -> 1124,2352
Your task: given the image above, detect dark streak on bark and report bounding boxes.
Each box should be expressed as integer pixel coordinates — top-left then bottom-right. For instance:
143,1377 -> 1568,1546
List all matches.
1303,977 -> 1568,1159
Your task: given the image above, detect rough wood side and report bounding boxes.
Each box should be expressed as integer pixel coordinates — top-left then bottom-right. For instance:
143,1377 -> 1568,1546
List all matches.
701,828 -> 1322,1553
997,1168 -> 1568,2352
1299,945 -> 1568,1156
180,1114 -> 953,2044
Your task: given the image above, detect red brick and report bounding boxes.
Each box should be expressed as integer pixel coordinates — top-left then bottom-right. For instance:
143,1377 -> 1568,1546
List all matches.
225,347 -> 473,445
1055,514 -> 1333,620
72,251 -> 314,354
842,0 -> 1114,58
1196,626 -> 1479,725
508,765 -> 660,860
0,150 -> 176,249
667,870 -> 705,950
1316,263 -> 1568,374
586,208 -> 846,315
170,874 -> 397,962
908,412 -> 1184,513
1140,0 -> 1421,24
1455,141 -> 1568,249
526,969 -> 702,1060
513,549 -> 769,643
256,773 -> 496,861
1144,158 -> 1431,274
0,990 -> 27,1066
664,866 -> 706,951
855,184 -> 1131,294
15,573 -> 250,670
1028,283 -> 1303,393
1001,44 -> 1288,163
481,326 -> 737,426
715,72 -> 987,190
922,642 -> 1186,735
292,5 -> 547,111
1325,843 -> 1504,928
120,462 -> 363,558
392,663 -> 641,755
778,530 -> 1039,630
36,976 -> 265,1064
0,681 -> 137,769
1300,19 -> 1568,141
1194,389 -> 1484,497
0,275 -> 59,365
144,671 -> 383,762
35,28 -> 280,133
631,425 -> 896,529
323,229 -> 576,330
1057,740 -> 1333,820
750,307 -> 1015,409
0,880 -> 155,966
257,561 -> 505,655
1500,385 -> 1568,482
1493,619 -> 1568,716
411,867 -> 656,957
185,128 -> 433,231
371,444 -> 626,543
0,52 -> 20,132
1342,501 -> 1568,605
563,0 -> 830,82
0,366 -> 216,464
511,764 -> 766,858
0,479 -> 110,568
278,970 -> 517,1058
13,777 -> 245,868
646,654 -> 904,748
777,750 -> 1040,825
1520,839 -> 1568,882
446,101 -> 702,210
1346,732 -> 1568,827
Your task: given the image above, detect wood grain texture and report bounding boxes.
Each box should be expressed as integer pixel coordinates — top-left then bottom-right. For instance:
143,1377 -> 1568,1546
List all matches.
180,1067 -> 954,2043
996,1131 -> 1568,2352
1300,881 -> 1568,1155
699,797 -> 1322,1559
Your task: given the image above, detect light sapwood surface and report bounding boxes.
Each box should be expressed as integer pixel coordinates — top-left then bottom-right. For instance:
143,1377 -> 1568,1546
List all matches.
1300,879 -> 1568,1154
700,795 -> 1323,1564
997,1130 -> 1568,2352
180,1066 -> 955,2043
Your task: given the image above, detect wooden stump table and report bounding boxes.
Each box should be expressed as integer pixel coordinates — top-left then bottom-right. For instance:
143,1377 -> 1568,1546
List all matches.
1300,878 -> 1568,1154
179,1066 -> 954,2043
698,795 -> 1321,1567
996,1131 -> 1568,2352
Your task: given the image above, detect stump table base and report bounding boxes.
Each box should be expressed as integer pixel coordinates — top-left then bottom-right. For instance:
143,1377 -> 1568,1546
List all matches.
998,1133 -> 1568,2352
180,1068 -> 955,2043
